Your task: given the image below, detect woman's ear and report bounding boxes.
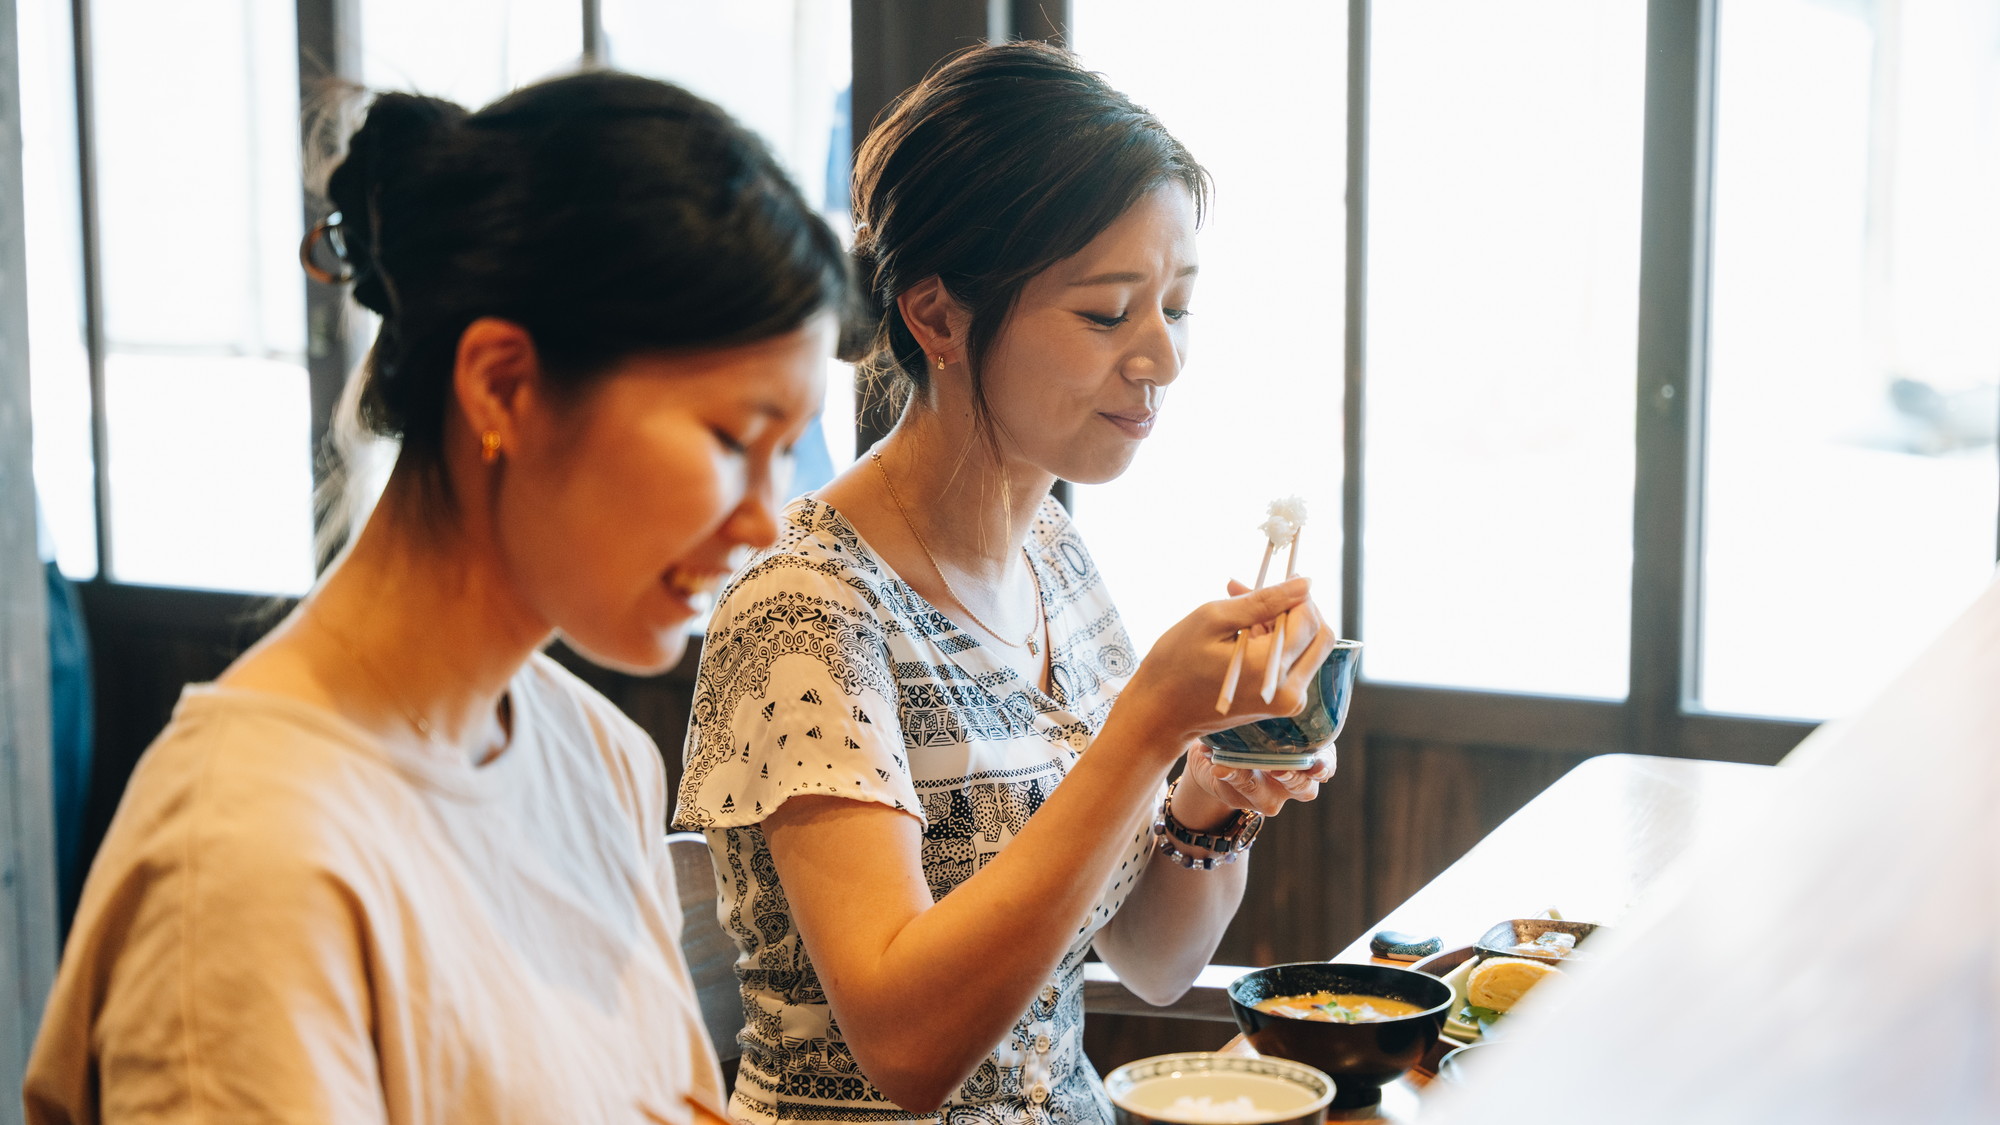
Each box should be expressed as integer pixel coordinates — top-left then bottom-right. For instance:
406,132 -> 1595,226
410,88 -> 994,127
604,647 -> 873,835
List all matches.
894,276 -> 970,366
452,317 -> 543,458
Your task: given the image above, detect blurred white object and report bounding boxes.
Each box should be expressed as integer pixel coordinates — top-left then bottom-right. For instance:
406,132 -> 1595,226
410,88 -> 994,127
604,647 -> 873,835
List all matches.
1424,568 -> 2000,1122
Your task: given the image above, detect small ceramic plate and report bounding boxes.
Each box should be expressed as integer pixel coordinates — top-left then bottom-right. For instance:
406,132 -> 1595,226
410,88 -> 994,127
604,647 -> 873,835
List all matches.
1401,945 -> 1481,1046
1474,919 -> 1601,965
1437,957 -> 1482,1042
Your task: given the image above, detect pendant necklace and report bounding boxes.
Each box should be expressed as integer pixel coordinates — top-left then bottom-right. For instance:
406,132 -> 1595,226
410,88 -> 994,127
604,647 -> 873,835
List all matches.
316,617 -> 509,765
872,447 -> 1046,656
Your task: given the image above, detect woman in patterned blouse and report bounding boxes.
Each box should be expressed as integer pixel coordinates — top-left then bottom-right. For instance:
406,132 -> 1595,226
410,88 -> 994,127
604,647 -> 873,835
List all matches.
678,42 -> 1337,1125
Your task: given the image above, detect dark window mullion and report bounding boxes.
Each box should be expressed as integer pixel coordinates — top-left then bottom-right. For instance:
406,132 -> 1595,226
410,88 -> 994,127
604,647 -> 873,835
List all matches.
1339,0 -> 1368,645
1009,1 -> 1072,509
848,0 -> 1004,462
1629,0 -> 1717,754
582,0 -> 601,67
298,0 -> 352,573
69,0 -> 110,581
1006,0 -> 1066,42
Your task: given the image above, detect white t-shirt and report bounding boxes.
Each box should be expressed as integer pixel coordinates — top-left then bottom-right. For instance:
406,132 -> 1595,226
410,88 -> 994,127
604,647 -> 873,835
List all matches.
676,496 -> 1157,1125
24,653 -> 727,1125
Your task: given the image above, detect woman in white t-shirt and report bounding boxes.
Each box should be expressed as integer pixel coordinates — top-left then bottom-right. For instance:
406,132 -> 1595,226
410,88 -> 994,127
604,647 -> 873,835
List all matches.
677,43 -> 1338,1125
25,71 -> 848,1125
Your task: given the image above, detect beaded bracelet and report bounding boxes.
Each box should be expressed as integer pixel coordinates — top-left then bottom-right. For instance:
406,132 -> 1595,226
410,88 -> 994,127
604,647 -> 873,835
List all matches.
1152,777 -> 1265,870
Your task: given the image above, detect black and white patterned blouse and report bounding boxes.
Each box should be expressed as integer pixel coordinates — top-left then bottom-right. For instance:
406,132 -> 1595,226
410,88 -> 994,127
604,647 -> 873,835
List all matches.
675,495 -> 1156,1125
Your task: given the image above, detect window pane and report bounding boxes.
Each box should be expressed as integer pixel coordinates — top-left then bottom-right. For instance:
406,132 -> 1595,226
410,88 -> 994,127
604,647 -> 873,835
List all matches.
90,0 -> 313,592
601,0 -> 848,213
601,0 -> 856,489
94,0 -> 302,350
1700,0 -> 2000,719
104,356 -> 315,594
1362,0 -> 1644,698
1069,1 -> 1346,654
358,0 -> 582,108
18,0 -> 96,577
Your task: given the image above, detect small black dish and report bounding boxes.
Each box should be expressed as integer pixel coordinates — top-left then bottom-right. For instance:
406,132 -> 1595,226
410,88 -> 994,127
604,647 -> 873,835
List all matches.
1367,930 -> 1442,962
1227,962 -> 1453,1111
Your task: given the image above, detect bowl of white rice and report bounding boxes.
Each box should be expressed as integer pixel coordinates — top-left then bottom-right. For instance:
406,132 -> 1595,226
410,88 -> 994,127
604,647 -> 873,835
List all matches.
1104,1052 -> 1334,1125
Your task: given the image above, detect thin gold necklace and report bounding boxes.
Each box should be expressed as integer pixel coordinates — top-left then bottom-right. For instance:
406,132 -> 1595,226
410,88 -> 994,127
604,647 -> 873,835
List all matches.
315,617 -> 442,745
316,618 -> 512,766
871,447 -> 1045,656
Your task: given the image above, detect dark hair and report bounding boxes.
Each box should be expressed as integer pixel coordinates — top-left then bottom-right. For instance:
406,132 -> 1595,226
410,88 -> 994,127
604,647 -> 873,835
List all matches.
844,41 -> 1210,433
321,70 -> 850,481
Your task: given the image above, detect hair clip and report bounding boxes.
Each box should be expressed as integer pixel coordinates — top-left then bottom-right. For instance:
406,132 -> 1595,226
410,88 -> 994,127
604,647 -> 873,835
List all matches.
299,211 -> 353,285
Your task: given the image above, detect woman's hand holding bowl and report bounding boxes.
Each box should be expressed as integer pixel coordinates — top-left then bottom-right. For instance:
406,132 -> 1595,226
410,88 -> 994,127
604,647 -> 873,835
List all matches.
1183,741 -> 1337,818
1117,576 -> 1338,766
1189,577 -> 1338,815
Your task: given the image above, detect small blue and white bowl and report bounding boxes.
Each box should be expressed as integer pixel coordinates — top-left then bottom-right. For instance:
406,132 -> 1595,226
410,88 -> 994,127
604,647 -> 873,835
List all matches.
1200,640 -> 1362,771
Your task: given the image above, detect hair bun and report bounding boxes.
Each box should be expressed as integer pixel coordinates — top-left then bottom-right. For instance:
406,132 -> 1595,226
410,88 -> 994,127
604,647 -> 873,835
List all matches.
326,92 -> 468,316
838,238 -> 888,364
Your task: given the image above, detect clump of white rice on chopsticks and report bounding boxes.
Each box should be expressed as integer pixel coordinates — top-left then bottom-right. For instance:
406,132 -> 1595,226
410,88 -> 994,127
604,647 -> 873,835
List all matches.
1216,497 -> 1309,713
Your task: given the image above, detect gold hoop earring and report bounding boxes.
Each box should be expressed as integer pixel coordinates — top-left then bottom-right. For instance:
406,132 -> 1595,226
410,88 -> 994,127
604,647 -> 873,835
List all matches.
481,431 -> 502,464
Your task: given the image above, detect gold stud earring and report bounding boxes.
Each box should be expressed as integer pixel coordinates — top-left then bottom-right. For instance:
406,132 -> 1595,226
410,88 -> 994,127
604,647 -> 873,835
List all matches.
480,431 -> 502,464
936,354 -> 947,370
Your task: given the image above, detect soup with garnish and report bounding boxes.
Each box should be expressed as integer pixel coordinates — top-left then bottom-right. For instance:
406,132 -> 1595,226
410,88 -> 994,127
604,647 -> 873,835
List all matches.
1254,992 -> 1427,1024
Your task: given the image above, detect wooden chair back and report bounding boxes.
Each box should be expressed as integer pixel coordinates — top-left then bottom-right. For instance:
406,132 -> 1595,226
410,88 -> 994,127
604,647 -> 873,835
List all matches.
665,831 -> 743,1067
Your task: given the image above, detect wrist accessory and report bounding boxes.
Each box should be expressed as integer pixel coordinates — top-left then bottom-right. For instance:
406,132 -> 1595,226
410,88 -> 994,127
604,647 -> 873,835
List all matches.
1152,777 -> 1265,870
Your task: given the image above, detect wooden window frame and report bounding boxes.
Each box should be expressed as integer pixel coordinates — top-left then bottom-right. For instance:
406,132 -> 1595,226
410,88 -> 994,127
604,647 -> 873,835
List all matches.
70,0 -> 1998,763
5,0 -> 61,1088
1337,0 -> 1820,767
894,0 -> 1833,765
